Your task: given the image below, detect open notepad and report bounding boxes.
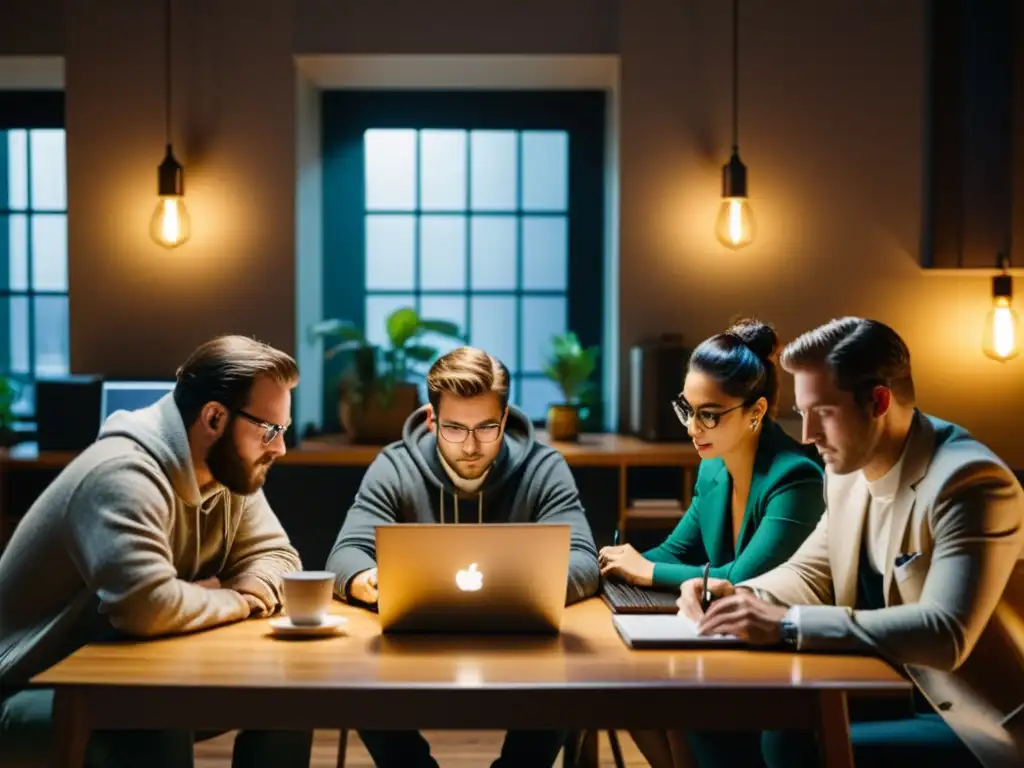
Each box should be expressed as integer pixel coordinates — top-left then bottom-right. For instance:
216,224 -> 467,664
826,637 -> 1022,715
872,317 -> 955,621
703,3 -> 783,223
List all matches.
612,613 -> 746,649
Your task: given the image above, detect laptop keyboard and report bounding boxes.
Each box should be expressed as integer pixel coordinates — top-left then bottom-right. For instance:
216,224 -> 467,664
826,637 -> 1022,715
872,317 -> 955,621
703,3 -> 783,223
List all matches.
601,579 -> 680,614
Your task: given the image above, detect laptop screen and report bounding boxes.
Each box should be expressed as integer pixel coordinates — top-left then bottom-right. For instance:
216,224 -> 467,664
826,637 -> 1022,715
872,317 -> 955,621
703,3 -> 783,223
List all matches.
100,381 -> 175,420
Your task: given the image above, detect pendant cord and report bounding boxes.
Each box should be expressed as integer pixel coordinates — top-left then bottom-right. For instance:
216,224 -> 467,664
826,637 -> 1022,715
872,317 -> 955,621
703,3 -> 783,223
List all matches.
731,0 -> 739,152
164,0 -> 172,147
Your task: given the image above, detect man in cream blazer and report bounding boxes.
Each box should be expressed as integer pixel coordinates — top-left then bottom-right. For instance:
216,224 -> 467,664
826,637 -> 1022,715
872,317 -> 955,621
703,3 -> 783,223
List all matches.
679,317 -> 1024,768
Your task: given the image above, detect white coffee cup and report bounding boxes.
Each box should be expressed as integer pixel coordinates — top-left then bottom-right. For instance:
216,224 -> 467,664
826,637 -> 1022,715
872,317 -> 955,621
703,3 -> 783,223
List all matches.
281,571 -> 335,626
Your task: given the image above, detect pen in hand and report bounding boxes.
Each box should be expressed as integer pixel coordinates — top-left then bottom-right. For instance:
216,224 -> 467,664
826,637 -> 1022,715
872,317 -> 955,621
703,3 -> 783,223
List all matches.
700,562 -> 712,612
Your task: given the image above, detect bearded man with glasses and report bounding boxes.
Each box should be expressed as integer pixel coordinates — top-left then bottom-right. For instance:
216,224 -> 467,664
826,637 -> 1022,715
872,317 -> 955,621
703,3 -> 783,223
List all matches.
0,334 -> 312,767
327,345 -> 599,768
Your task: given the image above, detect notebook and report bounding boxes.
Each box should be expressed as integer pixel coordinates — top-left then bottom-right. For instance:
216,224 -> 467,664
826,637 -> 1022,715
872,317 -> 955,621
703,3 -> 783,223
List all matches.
612,613 -> 746,649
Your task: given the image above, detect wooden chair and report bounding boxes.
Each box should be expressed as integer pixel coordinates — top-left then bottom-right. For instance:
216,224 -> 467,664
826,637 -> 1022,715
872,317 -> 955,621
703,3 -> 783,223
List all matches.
563,729 -> 626,768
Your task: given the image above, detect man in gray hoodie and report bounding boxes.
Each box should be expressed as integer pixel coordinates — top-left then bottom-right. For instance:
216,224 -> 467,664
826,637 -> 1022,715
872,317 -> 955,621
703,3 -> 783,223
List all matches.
0,335 -> 311,767
326,346 -> 600,768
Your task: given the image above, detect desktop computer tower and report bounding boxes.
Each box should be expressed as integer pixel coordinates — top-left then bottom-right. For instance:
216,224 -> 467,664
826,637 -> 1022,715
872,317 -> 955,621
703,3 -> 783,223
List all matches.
35,375 -> 104,451
628,334 -> 692,442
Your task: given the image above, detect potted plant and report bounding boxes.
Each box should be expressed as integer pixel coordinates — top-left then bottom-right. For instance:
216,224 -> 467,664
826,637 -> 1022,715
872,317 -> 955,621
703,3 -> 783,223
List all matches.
310,306 -> 463,444
0,376 -> 18,448
541,331 -> 599,441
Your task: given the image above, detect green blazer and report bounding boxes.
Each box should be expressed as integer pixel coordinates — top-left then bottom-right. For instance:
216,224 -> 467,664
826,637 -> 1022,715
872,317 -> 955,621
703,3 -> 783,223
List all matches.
644,418 -> 825,589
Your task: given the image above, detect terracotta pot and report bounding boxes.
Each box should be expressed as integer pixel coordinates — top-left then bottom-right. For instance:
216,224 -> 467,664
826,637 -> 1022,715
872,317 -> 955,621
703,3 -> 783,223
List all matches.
546,404 -> 580,442
339,382 -> 421,444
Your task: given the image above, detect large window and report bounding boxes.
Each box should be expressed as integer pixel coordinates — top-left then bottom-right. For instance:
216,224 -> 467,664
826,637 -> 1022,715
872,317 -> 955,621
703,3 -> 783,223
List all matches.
321,91 -> 605,426
0,92 -> 67,418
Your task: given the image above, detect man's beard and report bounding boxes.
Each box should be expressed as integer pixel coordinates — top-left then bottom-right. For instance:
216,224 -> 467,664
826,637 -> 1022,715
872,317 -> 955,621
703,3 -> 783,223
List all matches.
207,429 -> 272,495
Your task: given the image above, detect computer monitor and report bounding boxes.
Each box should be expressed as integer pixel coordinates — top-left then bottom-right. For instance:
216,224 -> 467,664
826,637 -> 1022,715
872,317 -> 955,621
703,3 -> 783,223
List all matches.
100,380 -> 175,421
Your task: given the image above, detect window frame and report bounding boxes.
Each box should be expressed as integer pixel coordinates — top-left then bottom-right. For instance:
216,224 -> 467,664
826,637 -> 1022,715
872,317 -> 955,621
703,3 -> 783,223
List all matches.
320,90 -> 606,429
0,90 -> 67,419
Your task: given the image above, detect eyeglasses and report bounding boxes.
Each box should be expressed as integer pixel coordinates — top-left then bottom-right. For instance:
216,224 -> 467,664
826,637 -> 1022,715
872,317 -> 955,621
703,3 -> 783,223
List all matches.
234,409 -> 289,446
671,397 -> 746,431
438,422 -> 502,444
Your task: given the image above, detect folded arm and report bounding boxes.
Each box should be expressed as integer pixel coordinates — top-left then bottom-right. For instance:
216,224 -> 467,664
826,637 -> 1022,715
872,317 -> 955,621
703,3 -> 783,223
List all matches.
63,458 -> 251,637
325,455 -> 401,600
219,488 -> 303,613
534,454 -> 600,604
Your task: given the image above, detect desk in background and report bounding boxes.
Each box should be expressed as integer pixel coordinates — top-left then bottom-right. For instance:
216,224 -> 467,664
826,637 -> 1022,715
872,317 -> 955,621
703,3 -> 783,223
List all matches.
0,433 -> 699,562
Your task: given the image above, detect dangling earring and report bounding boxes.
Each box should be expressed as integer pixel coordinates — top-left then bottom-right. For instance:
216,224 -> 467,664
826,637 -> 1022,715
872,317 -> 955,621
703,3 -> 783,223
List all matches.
750,418 -> 759,432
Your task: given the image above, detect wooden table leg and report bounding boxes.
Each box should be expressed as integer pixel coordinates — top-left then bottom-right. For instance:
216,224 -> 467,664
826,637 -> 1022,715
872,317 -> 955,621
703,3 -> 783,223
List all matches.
816,690 -> 854,768
52,687 -> 90,768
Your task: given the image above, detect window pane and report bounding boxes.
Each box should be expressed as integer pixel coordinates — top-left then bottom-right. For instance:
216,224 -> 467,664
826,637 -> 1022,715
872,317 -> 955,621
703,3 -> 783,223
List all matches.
365,294 -> 415,349
4,215 -> 28,291
470,216 -> 517,290
2,296 -> 29,374
522,131 -> 568,212
29,129 -> 67,210
420,130 -> 466,211
365,129 -> 416,211
420,215 -> 466,290
32,214 -> 68,291
470,296 -> 517,372
416,294 -> 467,374
470,130 -> 517,211
34,296 -> 69,377
519,377 -> 564,423
365,214 -> 415,290
521,296 -> 566,372
522,216 -> 567,291
6,130 -> 28,210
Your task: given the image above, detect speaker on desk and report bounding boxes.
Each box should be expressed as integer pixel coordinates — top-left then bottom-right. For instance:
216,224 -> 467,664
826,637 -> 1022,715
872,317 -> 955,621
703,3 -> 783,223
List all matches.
35,375 -> 104,451
628,334 -> 692,442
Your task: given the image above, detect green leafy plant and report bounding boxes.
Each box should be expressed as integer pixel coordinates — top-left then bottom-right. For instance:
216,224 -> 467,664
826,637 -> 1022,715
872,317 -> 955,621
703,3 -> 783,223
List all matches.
542,331 -> 599,408
0,375 -> 18,433
310,306 -> 463,408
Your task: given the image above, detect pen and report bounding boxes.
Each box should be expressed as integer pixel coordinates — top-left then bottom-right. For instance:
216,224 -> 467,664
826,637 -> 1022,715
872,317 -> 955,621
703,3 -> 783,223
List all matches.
613,530 -> 619,546
700,562 -> 711,612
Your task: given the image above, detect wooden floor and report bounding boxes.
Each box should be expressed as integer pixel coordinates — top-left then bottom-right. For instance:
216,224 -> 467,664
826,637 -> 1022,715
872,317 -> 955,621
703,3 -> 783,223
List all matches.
195,729 -> 648,767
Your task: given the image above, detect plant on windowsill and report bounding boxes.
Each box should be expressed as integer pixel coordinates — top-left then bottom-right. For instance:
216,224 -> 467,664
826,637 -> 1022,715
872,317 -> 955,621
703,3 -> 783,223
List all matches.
542,331 -> 599,442
309,306 -> 463,444
0,376 -> 18,448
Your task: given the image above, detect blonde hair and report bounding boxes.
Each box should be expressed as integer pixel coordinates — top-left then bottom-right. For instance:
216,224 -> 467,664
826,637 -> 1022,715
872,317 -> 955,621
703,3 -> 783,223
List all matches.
426,346 -> 509,413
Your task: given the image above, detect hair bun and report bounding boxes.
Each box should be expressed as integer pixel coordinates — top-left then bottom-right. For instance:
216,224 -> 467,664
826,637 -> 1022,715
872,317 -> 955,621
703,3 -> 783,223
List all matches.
727,319 -> 780,363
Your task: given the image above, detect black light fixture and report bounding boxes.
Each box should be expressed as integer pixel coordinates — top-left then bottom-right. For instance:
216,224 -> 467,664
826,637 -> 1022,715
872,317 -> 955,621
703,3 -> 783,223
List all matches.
714,0 -> 755,250
149,0 -> 191,248
982,253 -> 1019,361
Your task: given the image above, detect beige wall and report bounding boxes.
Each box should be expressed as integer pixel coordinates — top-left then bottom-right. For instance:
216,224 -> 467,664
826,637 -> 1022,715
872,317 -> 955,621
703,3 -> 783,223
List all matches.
3,0 -> 1021,463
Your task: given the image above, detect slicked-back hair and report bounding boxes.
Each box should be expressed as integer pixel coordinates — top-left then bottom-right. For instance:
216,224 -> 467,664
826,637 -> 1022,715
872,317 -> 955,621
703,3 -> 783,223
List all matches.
427,347 -> 510,415
780,317 -> 915,407
174,335 -> 299,427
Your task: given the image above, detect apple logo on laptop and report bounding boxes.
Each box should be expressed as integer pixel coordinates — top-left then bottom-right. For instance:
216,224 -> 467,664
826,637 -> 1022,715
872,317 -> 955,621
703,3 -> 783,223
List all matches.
455,563 -> 483,592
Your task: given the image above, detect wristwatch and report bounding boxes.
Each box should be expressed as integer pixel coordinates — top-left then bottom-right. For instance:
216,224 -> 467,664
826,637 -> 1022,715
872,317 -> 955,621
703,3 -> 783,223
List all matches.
780,617 -> 799,648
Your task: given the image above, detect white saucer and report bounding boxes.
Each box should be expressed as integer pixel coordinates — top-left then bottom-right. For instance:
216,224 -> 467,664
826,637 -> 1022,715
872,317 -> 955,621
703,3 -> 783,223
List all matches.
269,615 -> 347,637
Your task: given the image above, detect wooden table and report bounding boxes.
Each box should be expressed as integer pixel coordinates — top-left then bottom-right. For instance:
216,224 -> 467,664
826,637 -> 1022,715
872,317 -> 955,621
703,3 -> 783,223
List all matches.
33,599 -> 907,768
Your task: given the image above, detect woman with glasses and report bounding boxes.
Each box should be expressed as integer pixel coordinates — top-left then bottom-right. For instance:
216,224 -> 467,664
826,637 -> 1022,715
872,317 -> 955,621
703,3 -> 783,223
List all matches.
598,319 -> 825,768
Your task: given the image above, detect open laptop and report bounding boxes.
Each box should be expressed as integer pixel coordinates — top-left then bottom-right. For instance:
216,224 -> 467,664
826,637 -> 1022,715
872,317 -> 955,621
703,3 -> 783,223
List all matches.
100,380 -> 175,420
376,523 -> 571,634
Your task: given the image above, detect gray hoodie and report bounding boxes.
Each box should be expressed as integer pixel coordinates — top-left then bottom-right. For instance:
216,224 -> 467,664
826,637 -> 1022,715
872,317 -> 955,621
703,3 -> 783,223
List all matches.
326,405 -> 600,605
0,394 -> 301,688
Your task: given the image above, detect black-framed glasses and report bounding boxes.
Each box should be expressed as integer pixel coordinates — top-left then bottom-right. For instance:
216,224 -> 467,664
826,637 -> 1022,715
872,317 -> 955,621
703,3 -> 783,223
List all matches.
438,422 -> 502,444
671,396 -> 746,431
235,409 -> 289,446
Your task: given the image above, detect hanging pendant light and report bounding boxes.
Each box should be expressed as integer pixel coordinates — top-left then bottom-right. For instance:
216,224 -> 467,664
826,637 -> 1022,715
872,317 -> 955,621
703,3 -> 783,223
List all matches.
982,253 -> 1019,361
714,0 -> 755,250
150,0 -> 191,248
